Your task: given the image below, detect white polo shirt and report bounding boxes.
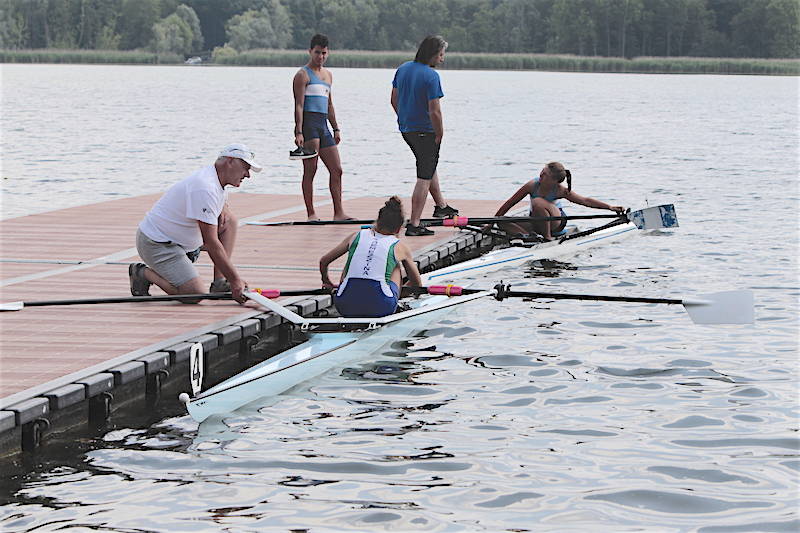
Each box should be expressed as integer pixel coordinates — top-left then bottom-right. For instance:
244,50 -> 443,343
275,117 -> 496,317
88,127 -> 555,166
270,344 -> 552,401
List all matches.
139,165 -> 227,250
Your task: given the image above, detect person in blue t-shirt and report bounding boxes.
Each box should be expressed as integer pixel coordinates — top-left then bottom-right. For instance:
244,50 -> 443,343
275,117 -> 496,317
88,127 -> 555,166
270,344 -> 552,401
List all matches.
391,35 -> 459,237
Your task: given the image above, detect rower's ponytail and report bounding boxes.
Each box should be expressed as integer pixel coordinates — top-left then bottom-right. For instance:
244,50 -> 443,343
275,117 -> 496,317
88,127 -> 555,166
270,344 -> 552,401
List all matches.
565,169 -> 572,192
377,196 -> 405,233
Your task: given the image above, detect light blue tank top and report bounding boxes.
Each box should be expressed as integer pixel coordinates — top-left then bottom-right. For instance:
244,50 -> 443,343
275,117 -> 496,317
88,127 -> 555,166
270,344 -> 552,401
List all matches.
303,66 -> 330,115
529,178 -> 561,203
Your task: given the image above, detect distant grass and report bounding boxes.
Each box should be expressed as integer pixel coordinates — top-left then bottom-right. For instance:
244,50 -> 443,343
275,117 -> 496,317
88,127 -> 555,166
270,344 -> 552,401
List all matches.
2,48 -> 797,75
0,49 -> 183,64
215,49 -> 800,75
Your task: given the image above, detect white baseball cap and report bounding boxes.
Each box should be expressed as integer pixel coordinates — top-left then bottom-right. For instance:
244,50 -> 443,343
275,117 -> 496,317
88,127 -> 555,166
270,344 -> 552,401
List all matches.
219,143 -> 263,172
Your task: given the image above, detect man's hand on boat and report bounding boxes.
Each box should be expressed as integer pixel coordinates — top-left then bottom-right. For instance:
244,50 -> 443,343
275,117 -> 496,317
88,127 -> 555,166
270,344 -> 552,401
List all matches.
230,278 -> 248,303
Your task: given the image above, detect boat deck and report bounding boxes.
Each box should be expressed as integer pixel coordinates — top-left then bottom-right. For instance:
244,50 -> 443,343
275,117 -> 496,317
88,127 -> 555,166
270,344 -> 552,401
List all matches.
0,193 -> 499,455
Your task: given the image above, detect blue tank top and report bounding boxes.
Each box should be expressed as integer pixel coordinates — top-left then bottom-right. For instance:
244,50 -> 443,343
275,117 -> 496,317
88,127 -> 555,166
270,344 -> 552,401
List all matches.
303,66 -> 330,115
529,178 -> 561,203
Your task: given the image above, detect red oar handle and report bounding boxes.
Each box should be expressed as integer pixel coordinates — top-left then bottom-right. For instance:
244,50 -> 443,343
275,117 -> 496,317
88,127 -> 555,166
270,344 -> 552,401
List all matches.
253,288 -> 281,298
442,216 -> 470,227
427,285 -> 465,296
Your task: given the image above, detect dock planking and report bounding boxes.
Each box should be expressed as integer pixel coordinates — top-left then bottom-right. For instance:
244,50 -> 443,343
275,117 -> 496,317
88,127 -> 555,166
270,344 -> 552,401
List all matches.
0,193 -> 499,403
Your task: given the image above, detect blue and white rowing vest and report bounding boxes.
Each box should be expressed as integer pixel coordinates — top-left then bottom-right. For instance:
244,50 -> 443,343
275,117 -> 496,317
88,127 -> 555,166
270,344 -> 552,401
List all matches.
303,66 -> 330,114
337,229 -> 399,297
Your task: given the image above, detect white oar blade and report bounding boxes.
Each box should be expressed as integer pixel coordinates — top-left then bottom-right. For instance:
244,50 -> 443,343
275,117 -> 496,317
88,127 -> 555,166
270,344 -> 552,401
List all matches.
682,290 -> 754,324
628,204 -> 679,230
0,302 -> 24,311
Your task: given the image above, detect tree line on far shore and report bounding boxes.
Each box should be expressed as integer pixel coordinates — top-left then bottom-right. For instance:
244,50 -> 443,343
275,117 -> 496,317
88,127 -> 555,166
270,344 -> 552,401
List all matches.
1,0 -> 797,60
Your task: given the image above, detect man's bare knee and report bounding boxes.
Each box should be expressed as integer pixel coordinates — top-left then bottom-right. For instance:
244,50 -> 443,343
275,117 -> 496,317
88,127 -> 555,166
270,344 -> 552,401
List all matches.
177,278 -> 204,295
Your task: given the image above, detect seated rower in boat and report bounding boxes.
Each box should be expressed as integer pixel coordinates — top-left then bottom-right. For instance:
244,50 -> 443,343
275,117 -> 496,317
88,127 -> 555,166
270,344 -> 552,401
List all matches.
492,161 -> 625,241
319,196 -> 423,317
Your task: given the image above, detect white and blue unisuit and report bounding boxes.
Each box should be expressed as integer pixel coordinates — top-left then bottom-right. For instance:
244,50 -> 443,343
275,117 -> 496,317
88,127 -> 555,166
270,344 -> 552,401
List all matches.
335,229 -> 400,317
301,66 -> 335,148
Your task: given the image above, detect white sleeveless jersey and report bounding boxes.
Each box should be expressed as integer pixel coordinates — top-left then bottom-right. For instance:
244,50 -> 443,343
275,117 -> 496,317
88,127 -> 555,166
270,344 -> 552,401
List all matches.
337,229 -> 399,297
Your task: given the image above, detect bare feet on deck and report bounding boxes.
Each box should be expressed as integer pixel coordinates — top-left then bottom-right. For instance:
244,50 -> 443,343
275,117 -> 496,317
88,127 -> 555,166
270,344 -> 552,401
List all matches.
333,215 -> 355,221
307,214 -> 321,222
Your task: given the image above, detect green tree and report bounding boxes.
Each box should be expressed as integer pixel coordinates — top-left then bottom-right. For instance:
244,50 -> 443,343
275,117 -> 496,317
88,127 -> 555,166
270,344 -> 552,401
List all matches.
731,2 -> 770,56
376,0 -> 416,50
765,0 -> 800,58
492,0 -> 542,53
0,0 -> 27,49
75,0 -> 122,49
188,0 -> 285,50
287,0 -> 323,48
175,4 -> 203,51
152,12 -> 193,54
226,2 -> 292,50
45,0 -> 80,48
319,0 -> 361,49
95,23 -> 121,49
118,0 -> 162,49
549,0 -> 594,54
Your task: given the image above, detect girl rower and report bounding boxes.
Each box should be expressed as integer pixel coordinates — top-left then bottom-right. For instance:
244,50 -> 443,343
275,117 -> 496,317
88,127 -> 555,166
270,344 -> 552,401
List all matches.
493,161 -> 625,241
320,196 -> 423,317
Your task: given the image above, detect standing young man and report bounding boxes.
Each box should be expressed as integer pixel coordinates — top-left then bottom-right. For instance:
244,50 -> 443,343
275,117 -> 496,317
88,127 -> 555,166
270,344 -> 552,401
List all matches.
391,35 -> 458,236
129,143 -> 262,304
291,33 -> 352,221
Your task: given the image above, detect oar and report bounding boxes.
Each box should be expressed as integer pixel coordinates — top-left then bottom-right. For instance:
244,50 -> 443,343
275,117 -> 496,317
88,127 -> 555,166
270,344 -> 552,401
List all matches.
0,288 -> 331,311
247,204 -> 678,231
401,284 -> 753,325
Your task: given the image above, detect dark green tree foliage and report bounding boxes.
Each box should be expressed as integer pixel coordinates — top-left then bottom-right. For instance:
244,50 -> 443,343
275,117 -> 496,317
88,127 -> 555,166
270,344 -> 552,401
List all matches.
224,0 -> 291,50
0,0 -> 797,58
175,4 -> 204,51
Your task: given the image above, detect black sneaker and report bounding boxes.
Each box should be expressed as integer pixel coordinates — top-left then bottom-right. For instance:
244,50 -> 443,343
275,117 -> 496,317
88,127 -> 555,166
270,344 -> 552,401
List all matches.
432,205 -> 459,218
405,223 -> 434,236
128,263 -> 151,296
209,278 -> 231,293
289,147 -> 317,160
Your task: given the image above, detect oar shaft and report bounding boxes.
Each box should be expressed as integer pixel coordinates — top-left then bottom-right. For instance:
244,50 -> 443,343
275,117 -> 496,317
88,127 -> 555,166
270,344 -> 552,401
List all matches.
402,285 -> 683,305
440,214 -> 621,226
22,293 -> 232,307
13,288 -> 330,308
251,214 -> 624,227
501,291 -> 682,305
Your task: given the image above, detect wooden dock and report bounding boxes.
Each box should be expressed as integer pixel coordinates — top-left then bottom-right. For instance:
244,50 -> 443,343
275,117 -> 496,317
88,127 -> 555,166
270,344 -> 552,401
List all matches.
0,193 -> 499,457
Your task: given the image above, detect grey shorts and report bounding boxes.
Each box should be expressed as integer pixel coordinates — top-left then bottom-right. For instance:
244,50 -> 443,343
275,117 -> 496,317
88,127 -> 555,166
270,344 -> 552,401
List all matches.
136,228 -> 199,288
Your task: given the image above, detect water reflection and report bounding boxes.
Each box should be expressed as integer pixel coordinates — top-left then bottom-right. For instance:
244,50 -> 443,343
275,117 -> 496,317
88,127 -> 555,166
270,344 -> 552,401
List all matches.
2,67 -> 797,531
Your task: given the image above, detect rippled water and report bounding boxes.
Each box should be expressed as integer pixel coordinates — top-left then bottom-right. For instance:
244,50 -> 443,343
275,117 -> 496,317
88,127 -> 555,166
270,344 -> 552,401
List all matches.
1,65 -> 798,531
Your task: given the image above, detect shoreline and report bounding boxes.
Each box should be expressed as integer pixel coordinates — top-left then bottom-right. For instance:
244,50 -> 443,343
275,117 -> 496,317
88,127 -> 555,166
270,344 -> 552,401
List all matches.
3,48 -> 798,76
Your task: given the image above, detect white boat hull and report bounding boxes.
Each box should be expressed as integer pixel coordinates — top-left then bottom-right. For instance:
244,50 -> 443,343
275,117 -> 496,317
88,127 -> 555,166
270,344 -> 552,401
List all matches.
186,295 -> 454,422
184,220 -> 642,422
426,222 -> 638,283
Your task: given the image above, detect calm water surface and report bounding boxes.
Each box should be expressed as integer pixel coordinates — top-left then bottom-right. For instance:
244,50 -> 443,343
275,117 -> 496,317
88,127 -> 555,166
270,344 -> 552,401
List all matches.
1,65 -> 798,531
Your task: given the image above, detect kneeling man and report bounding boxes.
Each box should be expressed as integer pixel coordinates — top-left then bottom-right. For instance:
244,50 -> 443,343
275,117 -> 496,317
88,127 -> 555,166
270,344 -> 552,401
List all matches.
130,144 -> 263,303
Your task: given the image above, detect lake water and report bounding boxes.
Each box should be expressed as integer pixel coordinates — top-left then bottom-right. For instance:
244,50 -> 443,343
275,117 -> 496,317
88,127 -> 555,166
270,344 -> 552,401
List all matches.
1,64 -> 798,531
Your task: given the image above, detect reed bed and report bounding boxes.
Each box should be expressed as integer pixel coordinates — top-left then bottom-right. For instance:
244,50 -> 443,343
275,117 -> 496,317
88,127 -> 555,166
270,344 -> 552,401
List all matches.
215,49 -> 800,75
2,48 -> 797,75
0,49 -> 183,64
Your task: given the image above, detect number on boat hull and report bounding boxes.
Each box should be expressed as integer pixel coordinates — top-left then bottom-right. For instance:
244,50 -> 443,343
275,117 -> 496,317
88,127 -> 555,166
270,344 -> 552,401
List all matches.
189,342 -> 204,395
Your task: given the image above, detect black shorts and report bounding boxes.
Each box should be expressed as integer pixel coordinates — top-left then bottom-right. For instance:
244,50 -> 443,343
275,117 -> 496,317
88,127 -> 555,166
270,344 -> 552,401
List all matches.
402,131 -> 440,180
303,111 -> 335,149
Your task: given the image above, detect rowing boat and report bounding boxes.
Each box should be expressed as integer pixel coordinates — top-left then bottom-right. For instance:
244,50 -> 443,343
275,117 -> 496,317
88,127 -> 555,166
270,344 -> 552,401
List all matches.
182,289 -> 494,422
180,206 -> 678,422
427,219 -> 638,283
428,203 -> 677,282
